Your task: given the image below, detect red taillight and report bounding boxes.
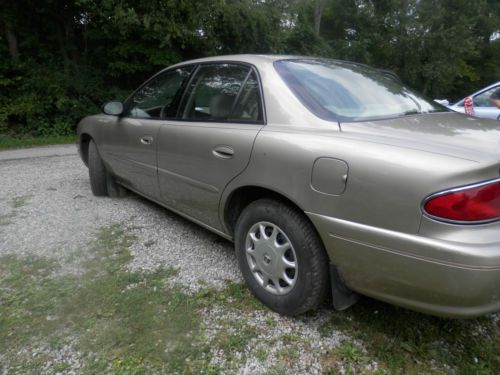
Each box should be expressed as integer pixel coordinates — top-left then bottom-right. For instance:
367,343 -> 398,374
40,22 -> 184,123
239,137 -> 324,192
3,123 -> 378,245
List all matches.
424,180 -> 500,222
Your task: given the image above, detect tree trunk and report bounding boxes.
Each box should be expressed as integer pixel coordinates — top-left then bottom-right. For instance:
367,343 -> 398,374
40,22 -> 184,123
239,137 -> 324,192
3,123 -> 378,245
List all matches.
5,21 -> 19,61
422,77 -> 430,95
313,0 -> 327,36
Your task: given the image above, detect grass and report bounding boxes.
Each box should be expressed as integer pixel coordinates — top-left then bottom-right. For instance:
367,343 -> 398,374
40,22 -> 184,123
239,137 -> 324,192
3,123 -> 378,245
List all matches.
0,134 -> 76,150
11,195 -> 31,209
0,196 -> 31,226
192,280 -> 265,312
318,298 -> 500,374
0,221 -> 498,374
0,212 -> 16,226
0,224 -> 209,373
0,223 -> 267,374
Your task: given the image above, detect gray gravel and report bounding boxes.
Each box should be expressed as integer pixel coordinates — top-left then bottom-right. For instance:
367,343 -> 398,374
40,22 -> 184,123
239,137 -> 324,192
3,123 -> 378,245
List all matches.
0,146 -> 241,288
0,145 -> 346,374
203,307 -> 351,375
2,145 -> 495,375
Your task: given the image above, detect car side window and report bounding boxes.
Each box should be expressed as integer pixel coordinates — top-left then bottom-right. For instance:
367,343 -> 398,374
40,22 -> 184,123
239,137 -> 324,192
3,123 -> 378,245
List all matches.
181,64 -> 262,122
473,87 -> 500,107
230,71 -> 263,122
125,67 -> 192,119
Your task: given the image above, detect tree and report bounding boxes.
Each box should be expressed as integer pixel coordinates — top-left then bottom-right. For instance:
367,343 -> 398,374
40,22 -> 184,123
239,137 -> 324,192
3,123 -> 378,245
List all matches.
1,0 -> 499,136
313,0 -> 327,35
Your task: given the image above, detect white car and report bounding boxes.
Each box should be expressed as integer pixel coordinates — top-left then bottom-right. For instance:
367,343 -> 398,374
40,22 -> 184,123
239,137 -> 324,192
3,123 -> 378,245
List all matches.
447,82 -> 500,120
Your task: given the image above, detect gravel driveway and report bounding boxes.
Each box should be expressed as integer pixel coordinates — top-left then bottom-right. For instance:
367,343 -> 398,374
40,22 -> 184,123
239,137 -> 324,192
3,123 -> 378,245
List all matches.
0,145 -> 346,374
0,144 -> 240,287
1,145 -> 498,375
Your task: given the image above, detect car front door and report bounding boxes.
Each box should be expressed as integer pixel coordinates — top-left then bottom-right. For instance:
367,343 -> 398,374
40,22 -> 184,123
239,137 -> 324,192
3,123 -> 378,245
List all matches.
156,63 -> 265,230
101,67 -> 193,199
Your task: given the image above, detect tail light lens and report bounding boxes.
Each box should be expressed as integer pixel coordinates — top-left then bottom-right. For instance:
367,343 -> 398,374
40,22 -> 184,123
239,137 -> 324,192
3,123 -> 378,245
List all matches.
423,179 -> 500,223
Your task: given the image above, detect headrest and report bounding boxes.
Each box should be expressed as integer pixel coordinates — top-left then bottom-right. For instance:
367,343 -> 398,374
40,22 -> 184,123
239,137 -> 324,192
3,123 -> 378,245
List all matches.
210,93 -> 234,119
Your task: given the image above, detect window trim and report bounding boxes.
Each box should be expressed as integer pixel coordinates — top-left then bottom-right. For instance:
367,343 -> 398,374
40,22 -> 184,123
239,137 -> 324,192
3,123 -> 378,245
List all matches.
120,61 -> 267,125
122,65 -> 195,120
455,84 -> 500,107
229,68 -> 253,117
472,86 -> 500,108
175,61 -> 267,125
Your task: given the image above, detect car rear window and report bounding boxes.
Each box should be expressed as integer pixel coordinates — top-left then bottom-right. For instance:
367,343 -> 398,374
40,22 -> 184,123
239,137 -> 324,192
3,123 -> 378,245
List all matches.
274,59 -> 445,122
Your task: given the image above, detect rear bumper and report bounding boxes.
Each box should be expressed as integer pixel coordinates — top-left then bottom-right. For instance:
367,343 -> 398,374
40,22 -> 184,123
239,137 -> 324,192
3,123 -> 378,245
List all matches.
307,212 -> 500,318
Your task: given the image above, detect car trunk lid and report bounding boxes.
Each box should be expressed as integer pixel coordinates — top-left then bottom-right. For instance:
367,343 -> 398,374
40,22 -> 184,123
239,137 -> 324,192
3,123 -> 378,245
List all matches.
339,112 -> 500,162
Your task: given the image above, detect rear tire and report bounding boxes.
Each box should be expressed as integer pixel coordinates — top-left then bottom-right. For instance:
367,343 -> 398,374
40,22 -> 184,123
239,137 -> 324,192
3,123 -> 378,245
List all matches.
235,198 -> 329,315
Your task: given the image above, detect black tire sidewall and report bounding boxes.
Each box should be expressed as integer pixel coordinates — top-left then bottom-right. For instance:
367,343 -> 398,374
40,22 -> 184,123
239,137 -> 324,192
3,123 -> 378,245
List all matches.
235,199 -> 327,315
88,140 -> 108,196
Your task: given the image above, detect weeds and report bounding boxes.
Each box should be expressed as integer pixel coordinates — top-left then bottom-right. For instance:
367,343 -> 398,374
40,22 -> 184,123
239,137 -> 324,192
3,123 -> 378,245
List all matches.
0,223 -> 498,374
0,135 -> 76,150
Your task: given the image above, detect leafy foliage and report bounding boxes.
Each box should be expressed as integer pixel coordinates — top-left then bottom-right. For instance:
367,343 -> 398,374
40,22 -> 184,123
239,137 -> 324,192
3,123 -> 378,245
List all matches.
0,0 -> 499,136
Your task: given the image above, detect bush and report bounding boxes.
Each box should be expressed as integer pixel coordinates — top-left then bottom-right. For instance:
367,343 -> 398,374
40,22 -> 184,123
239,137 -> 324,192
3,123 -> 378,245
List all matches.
0,60 -> 128,137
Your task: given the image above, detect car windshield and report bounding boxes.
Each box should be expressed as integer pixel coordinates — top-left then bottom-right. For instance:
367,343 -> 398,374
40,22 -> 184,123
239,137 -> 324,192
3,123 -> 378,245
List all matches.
274,59 -> 446,121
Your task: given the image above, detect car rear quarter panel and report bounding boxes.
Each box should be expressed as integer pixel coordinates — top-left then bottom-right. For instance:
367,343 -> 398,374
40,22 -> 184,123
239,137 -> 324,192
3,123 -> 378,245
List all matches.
223,125 -> 498,235
222,125 -> 500,316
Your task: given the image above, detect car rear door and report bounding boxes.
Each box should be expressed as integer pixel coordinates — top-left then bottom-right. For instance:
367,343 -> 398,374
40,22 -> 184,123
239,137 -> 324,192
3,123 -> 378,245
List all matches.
156,63 -> 265,230
101,67 -> 193,199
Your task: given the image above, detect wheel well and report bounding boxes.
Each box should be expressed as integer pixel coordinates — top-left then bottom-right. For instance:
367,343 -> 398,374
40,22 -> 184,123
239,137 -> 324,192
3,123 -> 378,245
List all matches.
225,186 -> 352,309
80,133 -> 91,167
224,186 -> 305,235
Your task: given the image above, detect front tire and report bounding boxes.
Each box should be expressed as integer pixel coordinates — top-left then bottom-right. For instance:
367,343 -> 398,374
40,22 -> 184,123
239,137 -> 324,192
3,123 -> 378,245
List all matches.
88,140 -> 108,196
235,199 -> 329,315
88,139 -> 126,197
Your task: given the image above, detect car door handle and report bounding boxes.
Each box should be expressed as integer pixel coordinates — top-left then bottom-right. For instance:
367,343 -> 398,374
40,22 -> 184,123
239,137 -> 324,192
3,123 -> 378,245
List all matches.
212,145 -> 234,159
140,136 -> 154,145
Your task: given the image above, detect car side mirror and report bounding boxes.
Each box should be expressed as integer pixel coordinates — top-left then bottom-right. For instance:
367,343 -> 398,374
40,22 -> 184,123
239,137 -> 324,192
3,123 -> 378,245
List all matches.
103,101 -> 124,116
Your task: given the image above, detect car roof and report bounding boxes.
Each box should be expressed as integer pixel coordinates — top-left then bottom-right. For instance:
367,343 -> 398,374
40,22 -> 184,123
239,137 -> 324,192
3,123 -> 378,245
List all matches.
168,54 -> 307,69
166,54 -> 378,76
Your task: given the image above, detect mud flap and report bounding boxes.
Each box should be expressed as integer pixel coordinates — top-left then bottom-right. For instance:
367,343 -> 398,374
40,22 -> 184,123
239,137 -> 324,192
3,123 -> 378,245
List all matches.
330,264 -> 359,311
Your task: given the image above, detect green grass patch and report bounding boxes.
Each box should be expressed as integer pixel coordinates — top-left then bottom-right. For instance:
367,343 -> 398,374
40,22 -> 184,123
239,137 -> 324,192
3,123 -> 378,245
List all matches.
276,346 -> 299,361
0,196 -> 31,227
193,280 -> 265,312
11,195 -> 31,209
319,298 -> 500,374
0,224 -> 212,373
0,223 -> 271,374
0,134 -> 76,150
0,212 -> 16,226
3,221 -> 495,374
266,364 -> 288,375
279,332 -> 303,345
212,319 -> 259,356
